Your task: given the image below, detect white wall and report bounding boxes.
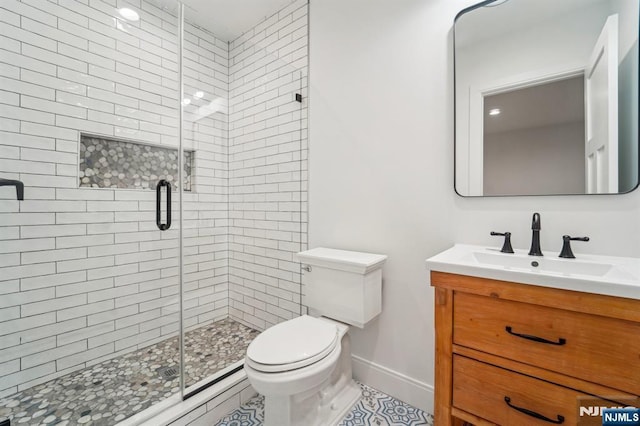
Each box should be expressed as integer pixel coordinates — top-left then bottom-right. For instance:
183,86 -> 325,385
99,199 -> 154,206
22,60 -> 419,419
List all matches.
484,122 -> 585,196
309,0 -> 640,413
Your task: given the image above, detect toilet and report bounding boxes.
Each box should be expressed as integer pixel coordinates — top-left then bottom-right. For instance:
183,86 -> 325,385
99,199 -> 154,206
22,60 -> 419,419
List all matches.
244,247 -> 387,426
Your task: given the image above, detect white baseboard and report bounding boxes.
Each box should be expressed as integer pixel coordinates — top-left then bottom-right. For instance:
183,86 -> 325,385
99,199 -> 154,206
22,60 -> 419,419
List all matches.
351,355 -> 434,415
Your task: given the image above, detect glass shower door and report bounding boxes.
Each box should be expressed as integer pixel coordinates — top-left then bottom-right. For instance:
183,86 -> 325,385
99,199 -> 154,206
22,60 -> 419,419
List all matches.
0,0 -> 185,423
179,0 -> 308,396
179,5 -> 253,393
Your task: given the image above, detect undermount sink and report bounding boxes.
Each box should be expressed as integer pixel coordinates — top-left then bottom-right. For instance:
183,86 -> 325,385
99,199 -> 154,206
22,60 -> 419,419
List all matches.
426,244 -> 640,300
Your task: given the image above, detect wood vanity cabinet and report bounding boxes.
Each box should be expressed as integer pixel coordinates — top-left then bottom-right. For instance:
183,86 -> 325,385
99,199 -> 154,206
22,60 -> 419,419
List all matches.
431,271 -> 640,426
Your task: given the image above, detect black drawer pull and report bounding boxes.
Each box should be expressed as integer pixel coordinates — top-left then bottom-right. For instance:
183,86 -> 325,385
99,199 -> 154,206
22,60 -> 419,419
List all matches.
156,179 -> 171,231
504,397 -> 564,424
505,326 -> 566,346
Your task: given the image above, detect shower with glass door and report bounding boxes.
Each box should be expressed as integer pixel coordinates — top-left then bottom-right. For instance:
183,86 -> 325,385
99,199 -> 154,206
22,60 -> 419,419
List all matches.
0,0 -> 308,423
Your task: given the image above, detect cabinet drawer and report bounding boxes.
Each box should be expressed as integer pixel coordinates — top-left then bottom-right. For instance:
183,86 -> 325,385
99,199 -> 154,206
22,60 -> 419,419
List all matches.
453,355 -> 590,425
453,292 -> 640,394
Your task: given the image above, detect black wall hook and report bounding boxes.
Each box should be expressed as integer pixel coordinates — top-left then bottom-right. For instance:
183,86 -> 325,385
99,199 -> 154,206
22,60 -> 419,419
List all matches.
0,178 -> 24,200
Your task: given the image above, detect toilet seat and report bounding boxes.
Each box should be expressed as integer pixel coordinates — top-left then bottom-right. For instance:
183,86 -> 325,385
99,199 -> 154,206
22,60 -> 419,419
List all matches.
246,315 -> 339,373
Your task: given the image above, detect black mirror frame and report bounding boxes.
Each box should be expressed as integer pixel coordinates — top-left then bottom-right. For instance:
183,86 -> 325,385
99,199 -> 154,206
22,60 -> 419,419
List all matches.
453,0 -> 640,197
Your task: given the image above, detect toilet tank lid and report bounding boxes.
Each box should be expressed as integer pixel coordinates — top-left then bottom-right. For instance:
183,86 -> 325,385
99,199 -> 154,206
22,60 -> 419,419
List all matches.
296,248 -> 387,274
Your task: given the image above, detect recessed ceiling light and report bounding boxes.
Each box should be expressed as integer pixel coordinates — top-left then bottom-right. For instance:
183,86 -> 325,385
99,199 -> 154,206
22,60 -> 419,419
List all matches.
489,108 -> 501,116
182,98 -> 191,105
194,91 -> 204,99
118,8 -> 140,22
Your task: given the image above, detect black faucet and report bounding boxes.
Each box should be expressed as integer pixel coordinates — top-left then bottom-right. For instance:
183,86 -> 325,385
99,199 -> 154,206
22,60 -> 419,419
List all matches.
528,212 -> 543,256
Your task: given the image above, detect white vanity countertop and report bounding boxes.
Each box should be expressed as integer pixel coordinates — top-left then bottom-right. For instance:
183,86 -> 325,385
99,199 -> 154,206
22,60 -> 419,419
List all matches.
426,244 -> 640,301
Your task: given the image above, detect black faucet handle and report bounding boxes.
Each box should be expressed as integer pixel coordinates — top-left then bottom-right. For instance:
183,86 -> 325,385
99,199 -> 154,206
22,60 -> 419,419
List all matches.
559,235 -> 590,259
491,231 -> 514,253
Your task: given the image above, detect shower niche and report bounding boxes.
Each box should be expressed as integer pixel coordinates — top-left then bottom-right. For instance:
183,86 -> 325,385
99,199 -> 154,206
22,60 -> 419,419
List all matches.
79,134 -> 194,191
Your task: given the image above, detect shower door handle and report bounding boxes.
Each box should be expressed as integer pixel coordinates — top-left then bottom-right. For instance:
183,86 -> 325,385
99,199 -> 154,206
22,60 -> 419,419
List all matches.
156,179 -> 172,231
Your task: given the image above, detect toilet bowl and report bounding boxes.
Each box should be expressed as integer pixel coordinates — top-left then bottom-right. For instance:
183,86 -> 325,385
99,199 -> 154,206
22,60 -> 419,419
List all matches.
245,315 -> 361,426
244,248 -> 387,426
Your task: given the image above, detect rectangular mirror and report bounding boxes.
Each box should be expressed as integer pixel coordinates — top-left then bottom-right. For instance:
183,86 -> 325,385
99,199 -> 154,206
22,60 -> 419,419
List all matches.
454,0 -> 639,196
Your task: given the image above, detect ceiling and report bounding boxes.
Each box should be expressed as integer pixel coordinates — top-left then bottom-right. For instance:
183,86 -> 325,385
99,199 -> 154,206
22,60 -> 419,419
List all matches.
181,0 -> 297,41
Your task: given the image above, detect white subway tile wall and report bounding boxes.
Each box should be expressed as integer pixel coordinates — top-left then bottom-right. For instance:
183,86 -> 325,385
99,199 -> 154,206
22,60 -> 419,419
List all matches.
0,0 -> 235,397
0,0 -> 308,399
227,0 -> 308,331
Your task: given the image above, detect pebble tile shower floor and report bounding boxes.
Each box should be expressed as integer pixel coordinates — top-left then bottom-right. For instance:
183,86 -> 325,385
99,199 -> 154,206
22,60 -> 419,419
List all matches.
0,318 -> 259,425
215,382 -> 434,426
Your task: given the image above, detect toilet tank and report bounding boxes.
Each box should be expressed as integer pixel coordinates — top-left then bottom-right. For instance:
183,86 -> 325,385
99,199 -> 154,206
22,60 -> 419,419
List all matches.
296,248 -> 387,328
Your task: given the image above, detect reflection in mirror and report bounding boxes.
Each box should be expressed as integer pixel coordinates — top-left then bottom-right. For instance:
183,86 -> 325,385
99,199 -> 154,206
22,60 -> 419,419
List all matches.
454,0 -> 639,196
483,76 -> 586,195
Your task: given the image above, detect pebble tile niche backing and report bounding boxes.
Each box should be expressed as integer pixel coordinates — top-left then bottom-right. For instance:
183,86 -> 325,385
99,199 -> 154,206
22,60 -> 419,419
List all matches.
79,135 -> 194,191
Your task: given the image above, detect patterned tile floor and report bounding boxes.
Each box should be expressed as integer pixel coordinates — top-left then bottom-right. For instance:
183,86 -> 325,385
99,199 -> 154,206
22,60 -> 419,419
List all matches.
215,382 -> 434,426
0,318 -> 259,425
